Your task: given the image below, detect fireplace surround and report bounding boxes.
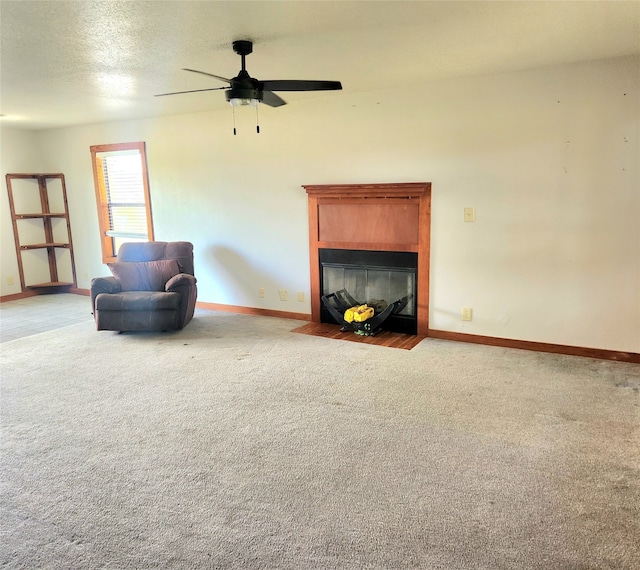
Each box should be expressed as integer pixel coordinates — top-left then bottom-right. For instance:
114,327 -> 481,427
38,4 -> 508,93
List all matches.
304,183 -> 431,335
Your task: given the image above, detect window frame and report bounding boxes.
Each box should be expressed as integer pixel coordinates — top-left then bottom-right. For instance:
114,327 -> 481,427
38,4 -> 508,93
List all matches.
90,141 -> 154,263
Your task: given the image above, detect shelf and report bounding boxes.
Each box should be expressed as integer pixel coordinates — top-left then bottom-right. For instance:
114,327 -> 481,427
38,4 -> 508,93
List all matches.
20,243 -> 70,250
5,173 -> 67,180
25,281 -> 74,289
15,213 -> 67,219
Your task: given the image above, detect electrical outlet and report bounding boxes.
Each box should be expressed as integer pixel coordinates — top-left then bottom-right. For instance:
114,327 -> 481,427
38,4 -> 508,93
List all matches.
82,272 -> 89,281
279,290 -> 287,301
7,276 -> 14,286
464,207 -> 475,222
462,307 -> 473,321
259,288 -> 265,298
297,292 -> 304,302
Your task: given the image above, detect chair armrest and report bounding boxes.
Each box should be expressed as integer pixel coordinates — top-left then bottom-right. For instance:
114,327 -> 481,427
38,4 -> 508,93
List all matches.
165,273 -> 197,292
165,273 -> 197,328
92,276 -> 121,294
90,276 -> 122,314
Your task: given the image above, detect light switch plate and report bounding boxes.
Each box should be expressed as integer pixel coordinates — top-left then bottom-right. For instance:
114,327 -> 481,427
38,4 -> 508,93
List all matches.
464,207 -> 475,222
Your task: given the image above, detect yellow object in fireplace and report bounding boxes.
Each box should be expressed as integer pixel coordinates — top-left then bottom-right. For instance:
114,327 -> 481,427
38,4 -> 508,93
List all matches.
354,305 -> 374,322
344,304 -> 375,323
343,305 -> 360,323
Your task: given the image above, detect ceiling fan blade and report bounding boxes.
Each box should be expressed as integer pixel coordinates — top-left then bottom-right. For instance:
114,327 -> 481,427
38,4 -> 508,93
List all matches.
155,87 -> 228,97
182,68 -> 231,84
262,91 -> 287,107
260,80 -> 342,92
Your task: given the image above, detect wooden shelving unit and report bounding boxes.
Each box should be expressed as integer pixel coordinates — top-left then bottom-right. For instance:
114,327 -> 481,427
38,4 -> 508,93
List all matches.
6,173 -> 76,292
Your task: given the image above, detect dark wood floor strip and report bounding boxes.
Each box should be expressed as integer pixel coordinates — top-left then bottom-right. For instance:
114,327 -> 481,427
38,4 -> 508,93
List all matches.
292,322 -> 425,350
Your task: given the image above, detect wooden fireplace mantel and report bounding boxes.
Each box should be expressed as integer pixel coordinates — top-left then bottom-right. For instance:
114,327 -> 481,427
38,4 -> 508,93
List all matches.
304,182 -> 431,335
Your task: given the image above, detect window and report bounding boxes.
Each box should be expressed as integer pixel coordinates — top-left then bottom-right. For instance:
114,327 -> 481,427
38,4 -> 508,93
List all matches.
90,142 -> 154,263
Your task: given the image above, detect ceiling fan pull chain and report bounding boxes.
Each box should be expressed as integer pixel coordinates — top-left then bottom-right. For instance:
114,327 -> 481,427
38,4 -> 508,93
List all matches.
232,106 -> 237,135
256,105 -> 260,134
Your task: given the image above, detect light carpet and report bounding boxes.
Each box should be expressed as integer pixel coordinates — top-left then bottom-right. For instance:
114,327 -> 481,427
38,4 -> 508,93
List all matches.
1,311 -> 639,569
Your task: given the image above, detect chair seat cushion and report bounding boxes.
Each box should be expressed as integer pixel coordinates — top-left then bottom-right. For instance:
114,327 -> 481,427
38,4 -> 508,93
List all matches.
95,290 -> 181,312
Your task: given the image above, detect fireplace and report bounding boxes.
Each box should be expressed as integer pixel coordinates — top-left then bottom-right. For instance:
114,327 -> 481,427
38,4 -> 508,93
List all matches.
320,248 -> 418,334
304,183 -> 431,336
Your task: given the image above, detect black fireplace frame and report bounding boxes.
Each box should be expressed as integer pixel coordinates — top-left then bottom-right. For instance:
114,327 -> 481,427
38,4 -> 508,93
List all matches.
319,248 -> 418,335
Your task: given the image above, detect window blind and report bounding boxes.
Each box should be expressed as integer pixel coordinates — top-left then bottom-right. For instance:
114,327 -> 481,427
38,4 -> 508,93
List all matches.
100,153 -> 148,240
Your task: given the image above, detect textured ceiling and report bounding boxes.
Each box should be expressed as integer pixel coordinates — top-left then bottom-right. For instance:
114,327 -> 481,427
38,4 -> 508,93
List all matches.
1,0 -> 639,130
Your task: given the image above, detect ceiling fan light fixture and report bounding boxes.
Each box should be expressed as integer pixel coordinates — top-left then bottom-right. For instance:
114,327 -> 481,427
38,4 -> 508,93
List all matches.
229,97 -> 259,108
225,87 -> 261,107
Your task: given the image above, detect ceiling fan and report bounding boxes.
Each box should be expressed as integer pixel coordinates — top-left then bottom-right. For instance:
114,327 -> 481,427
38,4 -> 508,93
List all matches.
155,40 -> 342,109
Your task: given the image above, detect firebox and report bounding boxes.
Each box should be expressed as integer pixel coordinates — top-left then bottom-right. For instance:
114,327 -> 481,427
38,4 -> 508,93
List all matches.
319,248 -> 418,335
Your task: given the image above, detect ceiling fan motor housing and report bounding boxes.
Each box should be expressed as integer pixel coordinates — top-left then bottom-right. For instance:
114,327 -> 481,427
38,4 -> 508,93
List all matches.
226,66 -> 263,104
225,87 -> 262,104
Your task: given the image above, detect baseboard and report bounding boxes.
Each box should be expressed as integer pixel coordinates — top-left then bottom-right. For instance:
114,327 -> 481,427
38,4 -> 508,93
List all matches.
196,301 -> 312,322
427,329 -> 640,364
2,291 -> 637,362
0,290 -> 41,303
0,288 -> 90,303
195,305 -> 638,362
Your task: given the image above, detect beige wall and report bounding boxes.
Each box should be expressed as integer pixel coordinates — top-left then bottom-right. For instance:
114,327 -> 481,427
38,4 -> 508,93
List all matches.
1,55 -> 638,352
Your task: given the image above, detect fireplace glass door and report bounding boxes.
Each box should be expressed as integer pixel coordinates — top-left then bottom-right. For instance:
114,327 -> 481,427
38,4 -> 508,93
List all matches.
319,249 -> 418,334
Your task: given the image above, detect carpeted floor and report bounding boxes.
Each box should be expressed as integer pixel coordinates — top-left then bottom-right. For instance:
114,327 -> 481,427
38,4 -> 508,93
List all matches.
1,311 -> 639,569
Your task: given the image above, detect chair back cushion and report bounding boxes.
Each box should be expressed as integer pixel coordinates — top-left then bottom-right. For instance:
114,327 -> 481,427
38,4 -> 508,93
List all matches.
107,259 -> 180,291
117,241 -> 194,275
